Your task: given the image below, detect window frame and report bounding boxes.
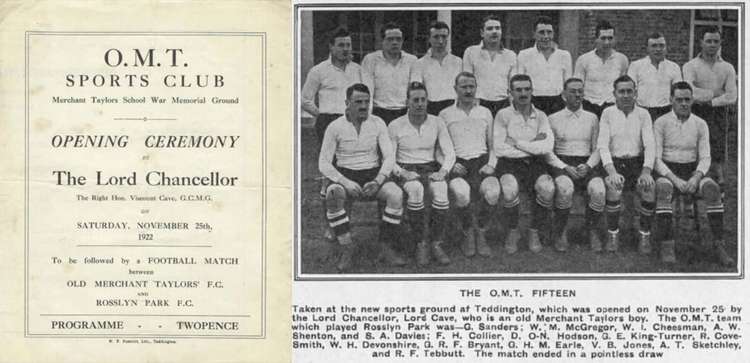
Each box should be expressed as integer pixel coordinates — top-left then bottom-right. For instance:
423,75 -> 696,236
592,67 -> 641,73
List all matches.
689,9 -> 738,60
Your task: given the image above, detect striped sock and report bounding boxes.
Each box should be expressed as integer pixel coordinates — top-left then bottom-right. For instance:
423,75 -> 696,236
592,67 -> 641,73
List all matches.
586,208 -> 602,229
707,210 -> 724,240
431,208 -> 448,242
506,205 -> 520,229
326,209 -> 350,237
382,206 -> 403,225
409,208 -> 426,242
477,199 -> 492,229
458,207 -> 472,231
639,201 -> 655,231
605,200 -> 621,232
656,213 -> 673,242
532,202 -> 550,229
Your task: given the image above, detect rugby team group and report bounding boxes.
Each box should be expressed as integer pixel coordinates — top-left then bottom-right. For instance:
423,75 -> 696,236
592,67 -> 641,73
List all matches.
301,15 -> 737,272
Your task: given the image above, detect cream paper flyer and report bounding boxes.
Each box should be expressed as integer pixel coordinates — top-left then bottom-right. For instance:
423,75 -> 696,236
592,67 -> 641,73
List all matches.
1,1 -> 291,362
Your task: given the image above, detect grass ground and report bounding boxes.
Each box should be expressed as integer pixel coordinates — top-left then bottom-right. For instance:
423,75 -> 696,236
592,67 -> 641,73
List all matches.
298,118 -> 739,275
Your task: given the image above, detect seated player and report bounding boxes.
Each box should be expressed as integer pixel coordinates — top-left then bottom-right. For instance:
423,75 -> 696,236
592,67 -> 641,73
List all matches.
547,78 -> 607,252
440,72 -> 500,257
597,75 -> 656,253
319,84 -> 405,272
490,74 -> 555,254
653,81 -> 733,266
390,82 -> 456,266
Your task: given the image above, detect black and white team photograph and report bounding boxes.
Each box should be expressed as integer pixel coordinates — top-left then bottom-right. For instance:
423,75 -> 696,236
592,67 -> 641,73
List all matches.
295,6 -> 741,276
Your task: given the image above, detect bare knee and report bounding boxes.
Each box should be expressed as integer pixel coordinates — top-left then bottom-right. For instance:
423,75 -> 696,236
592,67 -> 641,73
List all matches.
480,176 -> 500,205
378,182 -> 403,209
637,182 -> 656,202
326,183 -> 346,199
605,184 -> 622,202
326,183 -> 347,209
499,174 -> 519,203
655,177 -> 674,203
535,174 -> 555,204
587,177 -> 605,201
699,178 -> 721,203
554,175 -> 574,209
587,177 -> 606,211
449,178 -> 471,208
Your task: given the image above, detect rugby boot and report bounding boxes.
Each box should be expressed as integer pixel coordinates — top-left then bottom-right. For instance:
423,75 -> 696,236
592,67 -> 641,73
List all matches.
605,229 -> 620,252
552,210 -> 569,252
378,222 -> 405,266
554,229 -> 569,252
476,228 -> 492,257
715,240 -> 735,267
380,244 -> 406,267
323,226 -> 336,242
660,239 -> 676,264
336,241 -> 356,272
462,229 -> 476,257
528,228 -> 543,253
432,241 -> 451,265
638,231 -> 652,255
505,228 -> 521,254
589,229 -> 603,252
416,241 -> 430,267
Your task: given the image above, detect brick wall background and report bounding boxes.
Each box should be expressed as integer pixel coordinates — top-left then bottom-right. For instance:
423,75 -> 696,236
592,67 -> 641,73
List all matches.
578,10 -> 692,64
300,9 -> 739,86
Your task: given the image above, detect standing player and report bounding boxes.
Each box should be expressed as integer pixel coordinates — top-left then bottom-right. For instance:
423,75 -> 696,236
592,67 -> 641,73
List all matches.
319,84 -> 405,272
302,29 -> 363,242
463,15 -> 517,117
440,72 -> 499,257
653,81 -> 733,266
390,82 -> 456,266
574,20 -> 629,118
517,15 -> 572,115
362,22 -> 418,124
302,29 -> 362,145
683,26 -> 737,188
411,21 -> 462,116
547,78 -> 607,252
597,75 -> 656,253
490,74 -> 555,254
627,32 -> 682,121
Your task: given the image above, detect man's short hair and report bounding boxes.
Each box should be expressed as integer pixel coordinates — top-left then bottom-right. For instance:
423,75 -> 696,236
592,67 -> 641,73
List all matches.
406,81 -> 428,99
381,22 -> 403,38
701,25 -> 722,40
328,28 -> 351,45
509,74 -> 532,89
346,83 -> 370,100
534,15 -> 554,30
563,77 -> 584,90
595,20 -> 615,37
612,75 -> 635,90
646,31 -> 665,45
670,81 -> 693,97
454,71 -> 476,85
430,20 -> 450,33
481,15 -> 502,29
